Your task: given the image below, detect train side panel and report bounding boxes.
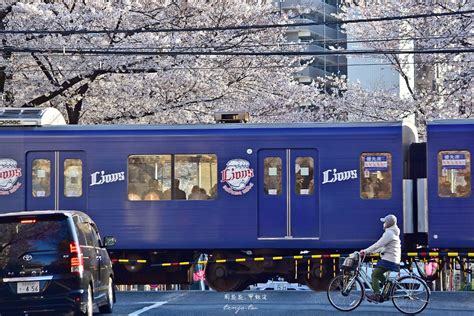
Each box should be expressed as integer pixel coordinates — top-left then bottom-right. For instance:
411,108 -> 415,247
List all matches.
427,121 -> 474,249
0,124 -> 406,251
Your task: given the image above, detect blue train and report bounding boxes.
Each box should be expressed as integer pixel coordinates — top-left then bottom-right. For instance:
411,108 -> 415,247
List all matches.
0,108 -> 472,291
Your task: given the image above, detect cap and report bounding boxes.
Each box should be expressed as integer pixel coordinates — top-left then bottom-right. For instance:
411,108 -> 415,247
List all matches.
380,214 -> 397,227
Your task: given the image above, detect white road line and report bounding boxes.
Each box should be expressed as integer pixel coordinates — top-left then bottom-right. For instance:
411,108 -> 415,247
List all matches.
128,301 -> 168,316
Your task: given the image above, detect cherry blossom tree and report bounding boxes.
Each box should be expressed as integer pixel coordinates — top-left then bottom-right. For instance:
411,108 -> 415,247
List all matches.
1,1 -> 470,126
339,0 -> 473,127
0,0 -> 320,124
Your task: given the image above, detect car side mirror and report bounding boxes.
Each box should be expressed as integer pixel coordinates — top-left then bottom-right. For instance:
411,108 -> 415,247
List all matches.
103,236 -> 116,248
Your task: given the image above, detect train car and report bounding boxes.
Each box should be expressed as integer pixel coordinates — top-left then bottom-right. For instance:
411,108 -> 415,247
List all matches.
0,108 -> 421,291
424,120 -> 474,250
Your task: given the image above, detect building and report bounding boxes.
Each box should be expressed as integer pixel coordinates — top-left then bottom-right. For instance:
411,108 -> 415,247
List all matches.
346,33 -> 400,95
277,0 -> 348,84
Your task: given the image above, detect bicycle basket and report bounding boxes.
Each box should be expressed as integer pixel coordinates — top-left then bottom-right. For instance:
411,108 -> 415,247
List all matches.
341,257 -> 357,271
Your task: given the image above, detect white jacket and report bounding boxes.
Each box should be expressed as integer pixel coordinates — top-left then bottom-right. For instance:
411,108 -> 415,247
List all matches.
363,225 -> 401,264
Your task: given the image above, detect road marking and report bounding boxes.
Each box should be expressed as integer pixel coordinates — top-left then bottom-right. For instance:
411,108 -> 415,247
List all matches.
129,301 -> 167,316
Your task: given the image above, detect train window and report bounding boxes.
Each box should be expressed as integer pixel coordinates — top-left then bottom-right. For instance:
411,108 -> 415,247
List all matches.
128,154 -> 217,201
264,157 -> 282,195
64,159 -> 83,197
295,157 -> 314,195
360,153 -> 392,199
175,154 -> 218,200
32,159 -> 51,197
438,151 -> 471,198
128,155 -> 172,201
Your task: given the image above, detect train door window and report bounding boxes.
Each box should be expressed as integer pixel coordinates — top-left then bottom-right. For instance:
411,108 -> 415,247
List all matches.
438,150 -> 471,198
128,155 -> 172,201
175,154 -> 218,200
360,153 -> 392,199
295,157 -> 314,195
32,159 -> 51,197
264,157 -> 282,195
64,159 -> 83,197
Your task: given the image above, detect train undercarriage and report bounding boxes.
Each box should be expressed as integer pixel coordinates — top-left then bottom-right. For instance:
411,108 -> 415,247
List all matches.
109,248 -> 473,292
110,249 -> 340,291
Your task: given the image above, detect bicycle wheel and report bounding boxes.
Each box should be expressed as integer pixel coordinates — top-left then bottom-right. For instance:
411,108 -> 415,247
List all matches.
391,275 -> 430,315
327,274 -> 364,312
413,258 -> 442,282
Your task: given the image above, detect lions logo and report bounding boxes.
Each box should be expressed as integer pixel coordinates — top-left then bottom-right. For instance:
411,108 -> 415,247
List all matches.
221,159 -> 255,195
0,158 -> 22,195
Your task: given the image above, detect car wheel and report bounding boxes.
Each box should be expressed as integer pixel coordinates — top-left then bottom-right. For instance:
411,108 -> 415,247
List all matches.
79,285 -> 93,316
98,277 -> 114,314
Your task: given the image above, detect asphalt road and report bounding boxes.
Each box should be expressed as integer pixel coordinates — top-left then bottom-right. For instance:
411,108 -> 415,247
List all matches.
108,291 -> 474,316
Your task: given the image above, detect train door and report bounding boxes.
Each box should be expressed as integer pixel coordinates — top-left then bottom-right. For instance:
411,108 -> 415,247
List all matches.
258,149 -> 319,239
26,151 -> 87,210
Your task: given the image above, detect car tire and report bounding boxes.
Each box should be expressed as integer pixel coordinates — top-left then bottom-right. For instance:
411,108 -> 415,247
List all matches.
78,285 -> 94,316
98,277 -> 114,314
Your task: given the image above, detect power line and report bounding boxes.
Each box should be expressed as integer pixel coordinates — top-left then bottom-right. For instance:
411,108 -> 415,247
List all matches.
1,10 -> 472,35
1,47 -> 471,56
8,34 -> 471,52
9,60 -> 473,74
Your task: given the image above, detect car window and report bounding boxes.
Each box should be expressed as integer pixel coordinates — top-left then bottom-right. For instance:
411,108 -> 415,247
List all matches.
89,225 -> 102,247
72,216 -> 87,246
85,224 -> 99,247
74,218 -> 96,247
0,215 -> 70,268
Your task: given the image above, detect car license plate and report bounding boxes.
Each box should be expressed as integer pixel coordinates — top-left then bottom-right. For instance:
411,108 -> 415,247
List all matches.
17,281 -> 40,293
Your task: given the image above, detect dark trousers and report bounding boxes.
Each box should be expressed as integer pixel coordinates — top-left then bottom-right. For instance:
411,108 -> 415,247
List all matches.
372,266 -> 389,294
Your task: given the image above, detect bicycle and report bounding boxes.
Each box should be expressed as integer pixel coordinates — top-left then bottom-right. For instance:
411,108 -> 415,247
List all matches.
327,252 -> 431,315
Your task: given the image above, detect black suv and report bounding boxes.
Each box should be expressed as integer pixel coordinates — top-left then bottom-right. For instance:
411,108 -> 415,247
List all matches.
0,210 -> 116,315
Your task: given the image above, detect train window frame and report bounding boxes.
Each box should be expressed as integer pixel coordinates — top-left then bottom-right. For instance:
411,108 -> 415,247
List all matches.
438,150 -> 471,198
127,154 -> 218,201
360,152 -> 392,200
32,159 -> 51,198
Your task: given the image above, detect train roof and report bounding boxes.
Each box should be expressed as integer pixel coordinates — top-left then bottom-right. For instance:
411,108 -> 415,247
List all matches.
0,107 -> 418,136
428,119 -> 474,125
0,121 -> 412,138
0,121 -> 404,130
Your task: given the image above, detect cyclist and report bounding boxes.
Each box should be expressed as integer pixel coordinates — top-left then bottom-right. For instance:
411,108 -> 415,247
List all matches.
360,214 -> 401,303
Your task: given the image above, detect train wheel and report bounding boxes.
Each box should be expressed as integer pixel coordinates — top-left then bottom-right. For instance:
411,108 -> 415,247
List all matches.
305,260 -> 334,291
306,274 -> 332,291
123,253 -> 144,273
205,253 -> 248,292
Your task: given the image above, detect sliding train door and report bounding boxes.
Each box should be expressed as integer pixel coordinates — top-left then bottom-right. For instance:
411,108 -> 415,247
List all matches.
258,149 -> 319,239
26,151 -> 87,210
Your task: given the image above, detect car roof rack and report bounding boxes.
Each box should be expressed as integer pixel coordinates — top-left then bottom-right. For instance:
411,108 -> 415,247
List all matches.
0,107 -> 66,126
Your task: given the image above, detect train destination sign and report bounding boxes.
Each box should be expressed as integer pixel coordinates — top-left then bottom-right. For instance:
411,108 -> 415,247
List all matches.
442,154 -> 467,169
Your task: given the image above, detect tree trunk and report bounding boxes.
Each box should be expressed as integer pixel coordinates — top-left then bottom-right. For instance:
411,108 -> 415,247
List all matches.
0,6 -> 13,106
65,76 -> 97,124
